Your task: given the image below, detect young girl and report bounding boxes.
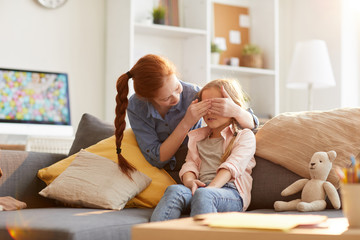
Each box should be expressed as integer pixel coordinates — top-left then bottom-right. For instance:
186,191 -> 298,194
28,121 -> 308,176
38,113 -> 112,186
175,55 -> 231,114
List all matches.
150,79 -> 256,221
114,54 -> 258,181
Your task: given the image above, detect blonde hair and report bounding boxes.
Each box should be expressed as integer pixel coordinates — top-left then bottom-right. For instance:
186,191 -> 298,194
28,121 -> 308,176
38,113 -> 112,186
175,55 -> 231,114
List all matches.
114,54 -> 177,178
199,79 -> 249,162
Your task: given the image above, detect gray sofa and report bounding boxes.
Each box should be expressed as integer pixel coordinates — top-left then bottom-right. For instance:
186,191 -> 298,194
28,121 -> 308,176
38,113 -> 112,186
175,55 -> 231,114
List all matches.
0,113 -> 343,240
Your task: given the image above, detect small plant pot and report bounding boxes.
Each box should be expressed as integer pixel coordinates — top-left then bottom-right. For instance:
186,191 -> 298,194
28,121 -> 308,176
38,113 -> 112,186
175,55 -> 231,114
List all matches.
153,18 -> 165,25
211,52 -> 220,65
241,54 -> 263,68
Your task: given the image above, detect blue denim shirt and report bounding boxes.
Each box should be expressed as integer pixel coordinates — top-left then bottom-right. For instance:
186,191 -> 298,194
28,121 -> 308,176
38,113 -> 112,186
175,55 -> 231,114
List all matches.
127,80 -> 202,170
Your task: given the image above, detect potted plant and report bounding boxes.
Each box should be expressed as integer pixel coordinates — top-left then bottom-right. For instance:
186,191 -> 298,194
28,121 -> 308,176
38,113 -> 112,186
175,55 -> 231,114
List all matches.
211,42 -> 223,65
152,6 -> 166,25
240,43 -> 263,68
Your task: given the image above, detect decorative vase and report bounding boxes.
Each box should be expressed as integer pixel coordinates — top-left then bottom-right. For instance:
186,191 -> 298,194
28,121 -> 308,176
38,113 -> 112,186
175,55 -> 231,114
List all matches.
211,52 -> 220,65
240,54 -> 263,68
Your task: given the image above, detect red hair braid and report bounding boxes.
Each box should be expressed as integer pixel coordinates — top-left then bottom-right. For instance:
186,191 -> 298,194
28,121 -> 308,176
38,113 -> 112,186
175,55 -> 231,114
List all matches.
114,54 -> 177,179
114,73 -> 136,179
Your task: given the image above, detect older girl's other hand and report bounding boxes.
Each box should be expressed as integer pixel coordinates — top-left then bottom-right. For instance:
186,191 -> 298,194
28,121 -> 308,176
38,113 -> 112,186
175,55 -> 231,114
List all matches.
208,86 -> 241,118
183,99 -> 211,128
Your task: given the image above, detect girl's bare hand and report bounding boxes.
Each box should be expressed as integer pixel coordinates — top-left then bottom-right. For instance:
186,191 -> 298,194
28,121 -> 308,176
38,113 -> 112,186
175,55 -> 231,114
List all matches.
183,99 -> 211,127
189,179 -> 206,195
208,86 -> 241,118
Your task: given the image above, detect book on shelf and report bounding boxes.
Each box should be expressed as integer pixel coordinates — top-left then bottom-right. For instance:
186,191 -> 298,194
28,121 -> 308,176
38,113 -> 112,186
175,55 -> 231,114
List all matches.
160,0 -> 180,27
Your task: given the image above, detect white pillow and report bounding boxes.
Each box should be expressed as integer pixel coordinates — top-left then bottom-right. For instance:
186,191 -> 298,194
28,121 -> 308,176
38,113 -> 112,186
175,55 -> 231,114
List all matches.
39,149 -> 151,210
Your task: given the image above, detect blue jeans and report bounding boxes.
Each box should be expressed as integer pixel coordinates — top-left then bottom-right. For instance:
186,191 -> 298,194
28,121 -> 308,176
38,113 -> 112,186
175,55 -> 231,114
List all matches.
150,183 -> 243,222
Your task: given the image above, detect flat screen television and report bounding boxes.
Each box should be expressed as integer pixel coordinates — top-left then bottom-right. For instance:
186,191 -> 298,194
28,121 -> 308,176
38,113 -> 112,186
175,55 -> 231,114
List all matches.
0,68 -> 73,137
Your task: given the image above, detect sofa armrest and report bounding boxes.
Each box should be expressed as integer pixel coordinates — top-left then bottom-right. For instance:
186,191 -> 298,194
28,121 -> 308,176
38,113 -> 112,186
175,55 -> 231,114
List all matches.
0,150 -> 67,208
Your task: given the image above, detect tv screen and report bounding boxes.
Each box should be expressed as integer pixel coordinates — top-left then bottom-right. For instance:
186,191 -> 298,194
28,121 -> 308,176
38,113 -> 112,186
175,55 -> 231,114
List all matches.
0,68 -> 71,126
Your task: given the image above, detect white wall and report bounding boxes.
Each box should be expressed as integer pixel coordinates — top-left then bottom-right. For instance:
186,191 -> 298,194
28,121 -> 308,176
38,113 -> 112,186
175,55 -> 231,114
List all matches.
280,0 -> 341,112
279,0 -> 360,112
0,0 -> 106,131
105,0 -> 132,122
341,0 -> 360,107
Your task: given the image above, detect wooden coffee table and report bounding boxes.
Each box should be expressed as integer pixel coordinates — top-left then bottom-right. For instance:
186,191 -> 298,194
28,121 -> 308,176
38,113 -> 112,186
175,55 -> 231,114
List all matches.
132,215 -> 360,240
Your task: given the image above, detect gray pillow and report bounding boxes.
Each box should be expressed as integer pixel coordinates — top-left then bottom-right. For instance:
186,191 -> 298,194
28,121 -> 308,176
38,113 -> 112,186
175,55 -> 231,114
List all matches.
0,150 -> 67,208
248,156 -> 302,210
68,113 -> 115,155
248,156 -> 337,210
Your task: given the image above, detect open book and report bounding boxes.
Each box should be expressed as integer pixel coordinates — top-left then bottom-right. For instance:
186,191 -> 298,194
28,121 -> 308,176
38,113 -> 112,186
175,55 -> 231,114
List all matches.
194,212 -> 328,231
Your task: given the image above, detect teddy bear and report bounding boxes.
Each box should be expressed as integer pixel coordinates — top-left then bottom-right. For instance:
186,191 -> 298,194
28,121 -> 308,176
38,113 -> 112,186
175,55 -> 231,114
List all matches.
274,150 -> 341,212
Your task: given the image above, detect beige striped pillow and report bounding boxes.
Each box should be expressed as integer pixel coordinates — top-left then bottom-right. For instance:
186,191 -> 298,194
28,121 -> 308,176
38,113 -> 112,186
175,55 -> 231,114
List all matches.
255,108 -> 360,188
39,149 -> 152,210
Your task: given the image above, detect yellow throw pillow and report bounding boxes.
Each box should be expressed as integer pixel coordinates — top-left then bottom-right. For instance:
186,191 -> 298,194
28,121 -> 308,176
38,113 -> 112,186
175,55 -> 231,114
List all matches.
255,108 -> 360,189
38,129 -> 176,208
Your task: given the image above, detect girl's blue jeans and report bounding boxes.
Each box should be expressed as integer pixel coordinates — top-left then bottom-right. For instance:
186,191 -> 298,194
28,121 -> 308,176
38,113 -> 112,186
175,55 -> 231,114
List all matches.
150,183 -> 243,222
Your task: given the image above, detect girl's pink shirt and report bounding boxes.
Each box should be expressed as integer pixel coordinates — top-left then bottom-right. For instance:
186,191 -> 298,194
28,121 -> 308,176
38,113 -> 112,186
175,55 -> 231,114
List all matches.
179,125 -> 256,211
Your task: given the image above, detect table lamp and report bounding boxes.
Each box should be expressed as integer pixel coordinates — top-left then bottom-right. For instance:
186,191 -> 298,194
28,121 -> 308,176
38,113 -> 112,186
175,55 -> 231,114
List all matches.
286,40 -> 336,110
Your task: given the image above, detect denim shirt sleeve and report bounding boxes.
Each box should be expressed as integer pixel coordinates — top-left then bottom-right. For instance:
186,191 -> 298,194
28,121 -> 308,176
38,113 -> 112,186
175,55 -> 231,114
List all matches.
127,106 -> 175,169
247,108 -> 259,131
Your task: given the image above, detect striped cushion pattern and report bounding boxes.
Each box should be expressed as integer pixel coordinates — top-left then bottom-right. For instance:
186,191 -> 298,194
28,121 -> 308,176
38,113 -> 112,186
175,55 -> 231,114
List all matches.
255,108 -> 360,188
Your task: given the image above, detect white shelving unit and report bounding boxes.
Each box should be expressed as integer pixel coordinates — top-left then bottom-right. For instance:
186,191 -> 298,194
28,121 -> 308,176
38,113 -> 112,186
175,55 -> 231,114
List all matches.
105,0 -> 210,122
210,0 -> 279,119
134,23 -> 207,38
105,0 -> 278,122
211,64 -> 276,77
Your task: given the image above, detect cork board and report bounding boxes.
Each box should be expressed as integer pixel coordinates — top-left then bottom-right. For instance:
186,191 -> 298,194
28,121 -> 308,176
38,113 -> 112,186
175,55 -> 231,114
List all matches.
213,3 -> 249,65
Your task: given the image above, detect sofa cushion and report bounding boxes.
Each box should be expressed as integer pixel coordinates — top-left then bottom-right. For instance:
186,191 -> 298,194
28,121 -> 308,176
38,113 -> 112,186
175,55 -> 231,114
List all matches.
39,150 -> 151,210
248,156 -> 340,211
0,208 -> 153,240
0,150 -> 67,208
68,113 -> 115,156
248,156 -> 302,210
0,196 -> 27,211
255,108 -> 360,188
38,129 -> 176,208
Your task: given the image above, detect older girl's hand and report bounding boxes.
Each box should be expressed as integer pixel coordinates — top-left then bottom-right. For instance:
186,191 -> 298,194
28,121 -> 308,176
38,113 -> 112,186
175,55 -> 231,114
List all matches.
208,86 -> 241,118
209,86 -> 255,129
183,99 -> 211,128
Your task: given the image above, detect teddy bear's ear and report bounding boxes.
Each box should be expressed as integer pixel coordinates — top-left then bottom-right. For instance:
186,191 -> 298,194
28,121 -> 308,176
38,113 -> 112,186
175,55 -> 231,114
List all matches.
327,150 -> 337,162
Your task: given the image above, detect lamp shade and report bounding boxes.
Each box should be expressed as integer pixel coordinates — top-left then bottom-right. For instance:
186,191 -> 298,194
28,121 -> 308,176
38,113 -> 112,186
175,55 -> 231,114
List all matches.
287,40 -> 336,89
